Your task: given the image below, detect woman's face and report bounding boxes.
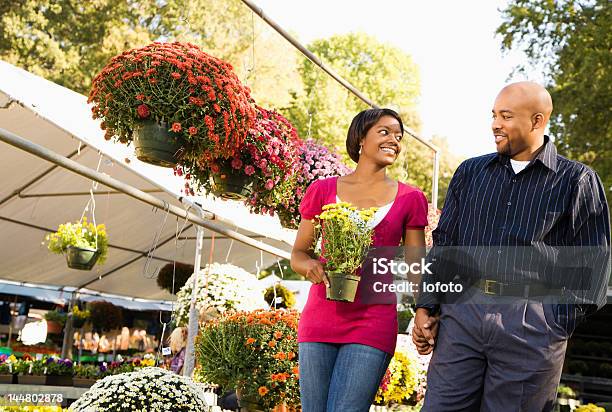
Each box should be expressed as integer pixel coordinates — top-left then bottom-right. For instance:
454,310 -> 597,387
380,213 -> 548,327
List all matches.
360,115 -> 403,166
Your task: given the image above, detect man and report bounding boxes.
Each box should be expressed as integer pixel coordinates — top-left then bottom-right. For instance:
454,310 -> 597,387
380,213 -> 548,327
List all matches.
412,82 -> 610,411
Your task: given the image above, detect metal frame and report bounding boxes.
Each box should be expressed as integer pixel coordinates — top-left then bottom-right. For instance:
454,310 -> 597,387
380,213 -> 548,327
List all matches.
0,127 -> 292,260
0,126 -> 294,370
240,0 -> 440,209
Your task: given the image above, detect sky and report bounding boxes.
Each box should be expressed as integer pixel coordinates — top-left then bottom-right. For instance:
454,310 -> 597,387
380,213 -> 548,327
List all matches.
255,0 -> 541,159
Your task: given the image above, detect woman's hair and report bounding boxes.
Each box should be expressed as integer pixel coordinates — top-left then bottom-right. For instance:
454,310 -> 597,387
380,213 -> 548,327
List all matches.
346,108 -> 404,163
168,326 -> 187,353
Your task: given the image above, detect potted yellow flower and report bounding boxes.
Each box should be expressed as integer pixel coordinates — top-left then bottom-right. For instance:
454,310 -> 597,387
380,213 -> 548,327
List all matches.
45,218 -> 108,270
314,202 -> 377,302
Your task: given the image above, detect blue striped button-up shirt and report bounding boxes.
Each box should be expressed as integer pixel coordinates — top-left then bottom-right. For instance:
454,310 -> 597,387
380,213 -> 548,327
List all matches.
419,136 -> 610,334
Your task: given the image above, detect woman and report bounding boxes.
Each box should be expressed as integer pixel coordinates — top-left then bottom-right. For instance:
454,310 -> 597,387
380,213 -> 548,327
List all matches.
291,108 -> 428,412
168,326 -> 187,374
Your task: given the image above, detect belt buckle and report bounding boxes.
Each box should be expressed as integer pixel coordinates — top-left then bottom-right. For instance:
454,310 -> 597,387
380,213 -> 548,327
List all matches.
484,279 -> 497,295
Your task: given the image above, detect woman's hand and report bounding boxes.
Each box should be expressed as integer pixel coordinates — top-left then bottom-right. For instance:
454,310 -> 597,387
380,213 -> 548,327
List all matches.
291,218 -> 329,287
304,258 -> 329,287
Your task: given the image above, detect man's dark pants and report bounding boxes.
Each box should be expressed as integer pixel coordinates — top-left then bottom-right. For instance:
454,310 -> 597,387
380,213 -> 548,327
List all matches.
422,290 -> 569,412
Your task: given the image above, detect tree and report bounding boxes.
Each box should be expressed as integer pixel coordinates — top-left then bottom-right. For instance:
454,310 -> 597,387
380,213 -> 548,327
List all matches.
497,0 -> 611,211
0,0 -> 301,107
284,32 -> 458,204
284,33 -> 421,153
403,136 -> 463,209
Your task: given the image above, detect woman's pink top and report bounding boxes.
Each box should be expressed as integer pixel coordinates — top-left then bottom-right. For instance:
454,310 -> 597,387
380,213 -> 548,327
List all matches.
297,176 -> 429,354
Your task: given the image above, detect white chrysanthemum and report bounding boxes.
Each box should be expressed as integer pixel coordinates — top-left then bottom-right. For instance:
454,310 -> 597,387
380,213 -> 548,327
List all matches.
71,367 -> 212,411
173,263 -> 267,326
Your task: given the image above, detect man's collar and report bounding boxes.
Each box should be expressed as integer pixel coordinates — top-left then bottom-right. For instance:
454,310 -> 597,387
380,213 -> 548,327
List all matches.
485,135 -> 558,172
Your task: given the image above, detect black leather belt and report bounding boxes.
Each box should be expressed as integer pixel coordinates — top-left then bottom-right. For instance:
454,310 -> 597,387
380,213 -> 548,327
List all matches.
477,279 -> 563,298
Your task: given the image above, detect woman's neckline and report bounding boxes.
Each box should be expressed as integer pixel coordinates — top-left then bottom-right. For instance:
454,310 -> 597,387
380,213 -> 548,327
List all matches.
334,176 -> 400,211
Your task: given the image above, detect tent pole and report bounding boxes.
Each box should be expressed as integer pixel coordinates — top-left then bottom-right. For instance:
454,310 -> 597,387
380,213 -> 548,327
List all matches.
0,127 -> 291,260
60,292 -> 76,359
183,200 -> 205,377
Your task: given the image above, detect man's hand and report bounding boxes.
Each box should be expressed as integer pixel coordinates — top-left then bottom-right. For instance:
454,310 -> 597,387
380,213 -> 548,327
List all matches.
412,307 -> 440,355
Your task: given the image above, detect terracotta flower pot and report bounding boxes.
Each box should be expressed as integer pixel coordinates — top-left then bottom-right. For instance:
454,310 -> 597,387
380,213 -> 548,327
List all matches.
133,119 -> 183,168
325,272 -> 360,302
66,246 -> 100,270
46,320 -> 64,334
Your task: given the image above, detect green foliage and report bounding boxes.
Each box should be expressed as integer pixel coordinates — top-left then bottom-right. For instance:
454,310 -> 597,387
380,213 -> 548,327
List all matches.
264,284 -> 296,309
196,315 -> 253,388
88,301 -> 123,332
73,364 -> 98,379
45,218 -> 108,264
44,310 -> 67,326
45,358 -> 73,376
284,33 -> 421,173
0,0 -> 300,107
398,309 -> 414,334
156,262 -> 194,294
402,136 -> 463,208
71,306 -> 90,329
196,309 -> 300,410
497,0 -> 611,213
25,359 -> 47,376
557,384 -> 577,398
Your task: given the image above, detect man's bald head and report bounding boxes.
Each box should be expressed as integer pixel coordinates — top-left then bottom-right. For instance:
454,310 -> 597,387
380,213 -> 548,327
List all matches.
492,82 -> 554,159
498,81 -> 553,123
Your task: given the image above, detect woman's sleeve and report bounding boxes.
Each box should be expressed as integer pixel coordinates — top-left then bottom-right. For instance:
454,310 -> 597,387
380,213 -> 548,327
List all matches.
299,179 -> 324,220
405,190 -> 429,229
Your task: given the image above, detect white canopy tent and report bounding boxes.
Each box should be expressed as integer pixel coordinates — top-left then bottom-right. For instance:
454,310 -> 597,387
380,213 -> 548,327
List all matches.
0,60 -> 296,304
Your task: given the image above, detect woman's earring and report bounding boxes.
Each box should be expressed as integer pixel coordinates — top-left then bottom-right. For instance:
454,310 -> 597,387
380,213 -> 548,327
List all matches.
358,145 -> 363,155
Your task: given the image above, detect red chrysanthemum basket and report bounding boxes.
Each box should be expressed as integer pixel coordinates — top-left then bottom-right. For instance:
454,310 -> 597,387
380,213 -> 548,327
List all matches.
178,106 -> 302,203
88,41 -> 257,166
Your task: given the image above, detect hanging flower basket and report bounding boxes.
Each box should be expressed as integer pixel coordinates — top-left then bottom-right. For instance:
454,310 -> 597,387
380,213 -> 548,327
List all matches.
180,106 -> 301,205
276,139 -> 351,230
89,41 -> 257,168
210,165 -> 254,200
66,246 -> 101,271
133,119 -> 183,167
325,272 -> 361,303
45,218 -> 108,271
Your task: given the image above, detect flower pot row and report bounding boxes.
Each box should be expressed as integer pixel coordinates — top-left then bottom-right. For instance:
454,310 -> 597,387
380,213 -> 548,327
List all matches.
0,374 -> 80,387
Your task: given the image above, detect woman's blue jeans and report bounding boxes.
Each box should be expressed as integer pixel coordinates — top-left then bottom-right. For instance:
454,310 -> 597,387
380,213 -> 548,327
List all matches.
298,342 -> 392,412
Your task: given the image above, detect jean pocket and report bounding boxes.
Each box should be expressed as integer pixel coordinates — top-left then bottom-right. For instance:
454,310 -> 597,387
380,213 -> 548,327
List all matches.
542,303 -> 571,339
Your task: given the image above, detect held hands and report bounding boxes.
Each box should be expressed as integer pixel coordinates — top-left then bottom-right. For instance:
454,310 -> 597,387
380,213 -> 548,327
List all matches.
412,308 -> 440,355
304,258 -> 330,287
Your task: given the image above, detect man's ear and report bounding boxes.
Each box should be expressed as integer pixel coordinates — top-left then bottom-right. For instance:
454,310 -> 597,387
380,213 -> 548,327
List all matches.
531,112 -> 545,131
